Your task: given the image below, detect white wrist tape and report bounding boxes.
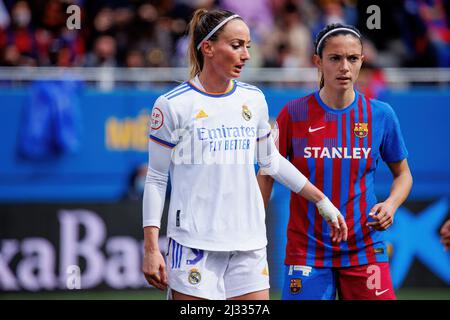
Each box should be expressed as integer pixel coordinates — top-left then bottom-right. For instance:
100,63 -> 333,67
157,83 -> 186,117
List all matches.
315,197 -> 341,224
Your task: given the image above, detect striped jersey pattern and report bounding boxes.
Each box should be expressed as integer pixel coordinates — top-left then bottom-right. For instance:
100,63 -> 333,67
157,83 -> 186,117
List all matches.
276,90 -> 408,267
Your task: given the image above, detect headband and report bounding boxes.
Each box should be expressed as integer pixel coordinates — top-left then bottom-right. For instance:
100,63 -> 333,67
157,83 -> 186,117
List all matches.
315,27 -> 361,54
196,14 -> 241,50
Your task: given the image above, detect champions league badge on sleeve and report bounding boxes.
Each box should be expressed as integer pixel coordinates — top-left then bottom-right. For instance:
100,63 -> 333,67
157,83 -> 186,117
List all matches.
242,105 -> 252,121
188,268 -> 201,285
354,122 -> 368,138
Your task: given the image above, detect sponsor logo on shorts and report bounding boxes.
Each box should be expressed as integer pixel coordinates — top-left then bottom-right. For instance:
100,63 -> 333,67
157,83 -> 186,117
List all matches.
188,268 -> 201,285
289,278 -> 302,294
294,265 -> 312,276
288,265 -> 312,276
375,288 -> 389,296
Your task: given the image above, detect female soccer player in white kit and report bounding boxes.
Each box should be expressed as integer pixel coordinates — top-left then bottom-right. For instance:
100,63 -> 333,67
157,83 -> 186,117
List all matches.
142,8 -> 348,300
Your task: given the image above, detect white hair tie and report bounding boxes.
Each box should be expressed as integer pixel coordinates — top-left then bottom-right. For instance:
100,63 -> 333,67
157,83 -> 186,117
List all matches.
196,14 -> 240,50
316,27 -> 360,54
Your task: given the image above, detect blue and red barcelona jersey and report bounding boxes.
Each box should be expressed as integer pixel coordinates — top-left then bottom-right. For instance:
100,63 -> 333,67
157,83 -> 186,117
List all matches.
276,90 -> 408,267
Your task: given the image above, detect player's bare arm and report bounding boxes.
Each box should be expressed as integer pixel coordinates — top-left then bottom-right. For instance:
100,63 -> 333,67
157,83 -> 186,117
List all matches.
367,159 -> 412,231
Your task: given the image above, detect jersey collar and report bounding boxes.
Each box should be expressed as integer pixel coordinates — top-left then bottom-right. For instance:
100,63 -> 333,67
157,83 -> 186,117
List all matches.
314,89 -> 360,114
187,78 -> 237,98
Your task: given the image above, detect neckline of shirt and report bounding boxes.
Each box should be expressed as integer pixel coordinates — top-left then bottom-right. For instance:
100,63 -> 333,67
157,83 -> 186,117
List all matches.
314,89 -> 360,114
188,75 -> 237,97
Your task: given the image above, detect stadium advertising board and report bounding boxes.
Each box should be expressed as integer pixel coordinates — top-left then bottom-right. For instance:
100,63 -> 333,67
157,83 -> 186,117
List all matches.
0,200 -> 448,292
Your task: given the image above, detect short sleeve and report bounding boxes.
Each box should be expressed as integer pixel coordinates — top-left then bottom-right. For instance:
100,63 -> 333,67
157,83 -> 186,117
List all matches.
380,104 -> 408,163
149,95 -> 179,148
275,105 -> 292,158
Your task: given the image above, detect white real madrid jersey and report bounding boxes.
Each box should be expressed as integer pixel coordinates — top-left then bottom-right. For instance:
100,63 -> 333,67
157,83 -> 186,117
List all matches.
148,77 -> 272,251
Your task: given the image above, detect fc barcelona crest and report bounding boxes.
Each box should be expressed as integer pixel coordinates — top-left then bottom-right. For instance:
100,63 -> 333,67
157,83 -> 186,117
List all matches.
354,122 -> 368,138
289,278 -> 302,294
242,105 -> 252,121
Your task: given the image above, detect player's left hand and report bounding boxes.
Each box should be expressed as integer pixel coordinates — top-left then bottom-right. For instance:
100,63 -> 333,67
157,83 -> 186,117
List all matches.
367,202 -> 396,231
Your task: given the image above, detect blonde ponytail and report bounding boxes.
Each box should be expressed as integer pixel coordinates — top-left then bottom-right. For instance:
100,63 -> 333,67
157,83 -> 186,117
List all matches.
188,9 -> 208,79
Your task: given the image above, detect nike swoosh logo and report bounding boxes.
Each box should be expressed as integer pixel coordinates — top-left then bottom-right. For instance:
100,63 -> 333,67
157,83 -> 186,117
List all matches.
308,126 -> 325,133
375,289 -> 389,296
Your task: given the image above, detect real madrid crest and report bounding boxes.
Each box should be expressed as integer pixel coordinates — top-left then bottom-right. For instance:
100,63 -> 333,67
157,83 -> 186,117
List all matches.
354,122 -> 368,138
188,268 -> 201,285
242,105 -> 252,121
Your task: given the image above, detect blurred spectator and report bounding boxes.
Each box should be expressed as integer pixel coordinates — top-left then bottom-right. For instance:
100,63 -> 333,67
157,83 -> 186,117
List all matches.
169,0 -> 206,66
34,27 -> 54,65
1,1 -> 37,65
356,39 -> 387,99
127,163 -> 148,200
417,0 -> 450,67
1,44 -> 20,65
132,2 -> 172,67
0,0 -> 10,29
0,0 -> 448,69
312,0 -> 347,36
113,6 -> 135,65
93,7 -> 115,36
40,0 -> 66,33
85,35 -> 118,67
220,0 -> 273,42
173,33 -> 189,67
221,0 -> 274,67
395,0 -> 439,67
262,1 -> 312,67
357,64 -> 387,99
342,0 -> 358,26
125,48 -> 145,68
357,0 -> 434,68
321,0 -> 346,25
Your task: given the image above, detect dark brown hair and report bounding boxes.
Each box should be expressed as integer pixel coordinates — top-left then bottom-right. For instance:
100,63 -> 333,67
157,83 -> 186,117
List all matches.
314,23 -> 363,88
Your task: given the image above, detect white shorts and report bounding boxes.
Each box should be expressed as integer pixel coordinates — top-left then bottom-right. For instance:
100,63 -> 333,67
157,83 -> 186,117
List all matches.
166,238 -> 270,300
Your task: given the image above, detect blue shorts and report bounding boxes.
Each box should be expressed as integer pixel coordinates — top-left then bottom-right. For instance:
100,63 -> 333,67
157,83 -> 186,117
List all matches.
281,263 -> 395,300
281,265 -> 336,300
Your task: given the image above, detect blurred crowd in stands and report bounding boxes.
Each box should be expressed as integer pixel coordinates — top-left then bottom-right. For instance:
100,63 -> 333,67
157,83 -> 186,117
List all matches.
0,0 -> 449,69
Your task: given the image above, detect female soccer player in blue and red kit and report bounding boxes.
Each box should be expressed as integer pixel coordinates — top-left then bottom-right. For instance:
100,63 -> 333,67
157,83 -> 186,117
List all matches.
258,24 -> 413,300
